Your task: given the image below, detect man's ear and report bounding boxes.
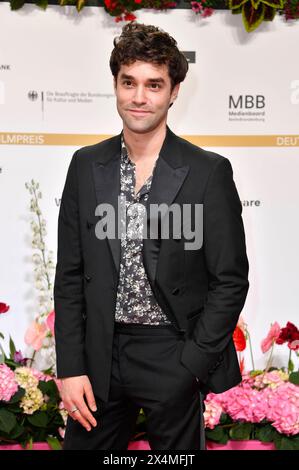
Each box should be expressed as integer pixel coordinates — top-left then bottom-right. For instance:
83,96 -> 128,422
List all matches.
170,83 -> 180,104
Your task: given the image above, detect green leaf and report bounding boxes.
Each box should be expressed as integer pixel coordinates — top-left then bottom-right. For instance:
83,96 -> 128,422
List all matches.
10,0 -> 26,9
255,424 -> 275,442
9,336 -> 16,360
76,0 -> 85,12
4,359 -> 20,368
9,423 -> 26,439
229,0 -> 248,9
38,379 -> 59,399
0,409 -> 17,434
251,0 -> 261,9
35,0 -> 48,9
0,343 -> 7,363
289,371 -> 299,385
288,358 -> 294,373
275,436 -> 297,450
229,422 -> 253,440
231,6 -> 243,13
242,2 -> 265,32
27,411 -> 49,428
250,369 -> 263,377
46,436 -> 62,450
0,332 -> 4,340
290,436 -> 299,451
262,0 -> 284,8
263,4 -> 277,19
205,426 -> 229,444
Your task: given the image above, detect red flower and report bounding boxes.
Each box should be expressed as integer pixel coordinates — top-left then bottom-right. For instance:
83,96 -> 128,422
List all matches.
239,356 -> 245,375
104,0 -> 112,9
233,326 -> 246,352
124,13 -> 137,21
134,0 -> 142,3
0,302 -> 10,314
276,321 -> 299,345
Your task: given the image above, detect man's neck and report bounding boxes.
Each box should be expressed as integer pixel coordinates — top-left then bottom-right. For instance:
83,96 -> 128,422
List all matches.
122,122 -> 167,164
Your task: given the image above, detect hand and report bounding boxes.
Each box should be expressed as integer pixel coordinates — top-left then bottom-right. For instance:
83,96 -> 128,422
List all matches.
60,375 -> 98,431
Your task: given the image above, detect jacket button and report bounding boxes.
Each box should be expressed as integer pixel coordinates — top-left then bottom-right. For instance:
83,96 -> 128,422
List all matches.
84,274 -> 92,282
172,287 -> 180,295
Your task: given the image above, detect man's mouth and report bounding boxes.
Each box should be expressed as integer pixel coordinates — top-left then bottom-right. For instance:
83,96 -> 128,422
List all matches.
128,110 -> 151,116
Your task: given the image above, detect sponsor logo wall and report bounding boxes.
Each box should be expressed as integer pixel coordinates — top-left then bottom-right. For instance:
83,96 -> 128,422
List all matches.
0,3 -> 298,369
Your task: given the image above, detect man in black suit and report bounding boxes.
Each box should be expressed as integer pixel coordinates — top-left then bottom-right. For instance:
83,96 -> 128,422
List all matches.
54,22 -> 249,450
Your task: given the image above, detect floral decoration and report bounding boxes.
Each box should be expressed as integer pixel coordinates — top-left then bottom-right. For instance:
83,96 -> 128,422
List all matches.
8,0 -> 299,32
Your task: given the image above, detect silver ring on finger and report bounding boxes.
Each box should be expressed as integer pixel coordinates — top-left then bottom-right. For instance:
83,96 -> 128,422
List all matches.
70,406 -> 79,414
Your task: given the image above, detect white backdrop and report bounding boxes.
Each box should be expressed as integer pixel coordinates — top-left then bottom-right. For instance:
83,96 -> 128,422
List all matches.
0,3 -> 298,370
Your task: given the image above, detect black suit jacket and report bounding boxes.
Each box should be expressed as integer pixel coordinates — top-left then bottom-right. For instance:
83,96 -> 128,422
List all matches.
54,125 -> 249,403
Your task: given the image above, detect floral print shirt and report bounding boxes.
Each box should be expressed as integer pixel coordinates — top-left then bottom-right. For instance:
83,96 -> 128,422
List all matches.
114,133 -> 171,325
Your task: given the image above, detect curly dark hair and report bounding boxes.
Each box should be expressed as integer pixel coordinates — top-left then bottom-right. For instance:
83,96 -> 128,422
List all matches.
110,22 -> 189,93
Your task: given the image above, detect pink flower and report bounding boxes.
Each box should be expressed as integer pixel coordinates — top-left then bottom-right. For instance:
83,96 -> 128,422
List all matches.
289,339 -> 299,351
24,321 -> 47,351
201,7 -> 213,18
31,367 -> 52,382
46,310 -> 55,337
0,364 -> 18,401
191,1 -> 202,13
266,382 -> 299,435
261,322 -> 281,353
58,427 -> 65,439
204,400 -> 223,429
223,386 -> 267,423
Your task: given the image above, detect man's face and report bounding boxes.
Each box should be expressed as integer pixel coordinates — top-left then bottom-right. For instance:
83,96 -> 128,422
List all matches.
113,60 -> 179,134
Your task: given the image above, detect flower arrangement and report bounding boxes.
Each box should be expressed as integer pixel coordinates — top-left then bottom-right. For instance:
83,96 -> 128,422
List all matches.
204,319 -> 299,450
8,1 -> 299,33
0,180 -> 66,448
0,304 -> 65,449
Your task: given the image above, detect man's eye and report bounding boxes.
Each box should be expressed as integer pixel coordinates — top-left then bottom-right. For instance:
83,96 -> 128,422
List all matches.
150,84 -> 161,89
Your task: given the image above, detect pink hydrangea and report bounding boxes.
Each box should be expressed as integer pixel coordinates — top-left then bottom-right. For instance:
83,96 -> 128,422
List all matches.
265,382 -> 299,435
0,363 -> 18,401
205,371 -> 299,436
221,385 -> 268,423
253,370 -> 288,389
204,399 -> 223,429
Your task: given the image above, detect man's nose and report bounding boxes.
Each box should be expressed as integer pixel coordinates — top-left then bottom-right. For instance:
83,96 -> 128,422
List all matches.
132,86 -> 147,104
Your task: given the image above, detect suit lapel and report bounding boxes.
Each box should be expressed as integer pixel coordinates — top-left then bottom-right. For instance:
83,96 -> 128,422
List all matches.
91,126 -> 190,284
91,134 -> 121,274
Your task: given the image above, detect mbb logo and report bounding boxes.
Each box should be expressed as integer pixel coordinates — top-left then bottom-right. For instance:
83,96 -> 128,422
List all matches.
229,95 -> 265,109
290,80 -> 299,104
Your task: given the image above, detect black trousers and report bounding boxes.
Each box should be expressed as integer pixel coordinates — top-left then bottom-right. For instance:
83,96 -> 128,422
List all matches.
63,322 -> 206,450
